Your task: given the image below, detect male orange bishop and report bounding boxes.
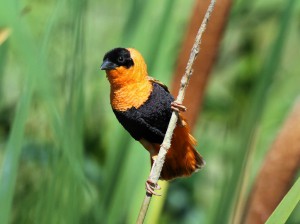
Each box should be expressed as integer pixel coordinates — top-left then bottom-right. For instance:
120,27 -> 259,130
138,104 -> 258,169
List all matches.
100,48 -> 205,195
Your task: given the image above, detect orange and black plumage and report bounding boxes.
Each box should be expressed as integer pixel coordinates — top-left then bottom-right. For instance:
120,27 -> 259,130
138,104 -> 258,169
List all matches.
100,48 -> 204,191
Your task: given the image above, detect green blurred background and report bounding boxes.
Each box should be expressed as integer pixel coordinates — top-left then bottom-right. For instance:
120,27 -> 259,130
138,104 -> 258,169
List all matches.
0,0 -> 299,223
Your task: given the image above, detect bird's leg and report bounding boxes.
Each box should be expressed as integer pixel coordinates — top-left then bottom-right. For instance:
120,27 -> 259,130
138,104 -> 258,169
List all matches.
139,139 -> 161,196
145,157 -> 162,196
171,101 -> 187,127
177,116 -> 185,127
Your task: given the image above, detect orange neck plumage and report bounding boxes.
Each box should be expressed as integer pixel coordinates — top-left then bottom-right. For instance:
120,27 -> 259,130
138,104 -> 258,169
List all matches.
106,48 -> 152,111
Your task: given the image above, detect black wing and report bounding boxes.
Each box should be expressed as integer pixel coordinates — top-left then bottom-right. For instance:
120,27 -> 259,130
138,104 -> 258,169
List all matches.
113,108 -> 165,143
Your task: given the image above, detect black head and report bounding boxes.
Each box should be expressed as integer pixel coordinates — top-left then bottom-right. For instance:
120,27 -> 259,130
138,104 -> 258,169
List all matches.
100,48 -> 134,70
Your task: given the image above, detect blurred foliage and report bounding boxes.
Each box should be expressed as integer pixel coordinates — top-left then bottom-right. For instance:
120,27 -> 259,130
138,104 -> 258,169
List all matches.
0,0 -> 300,223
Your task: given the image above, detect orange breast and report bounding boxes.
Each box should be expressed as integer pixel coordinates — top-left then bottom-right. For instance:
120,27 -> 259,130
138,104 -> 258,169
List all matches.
110,80 -> 153,111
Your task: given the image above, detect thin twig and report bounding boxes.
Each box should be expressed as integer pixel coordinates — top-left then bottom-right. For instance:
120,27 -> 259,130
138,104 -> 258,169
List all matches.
136,0 -> 216,223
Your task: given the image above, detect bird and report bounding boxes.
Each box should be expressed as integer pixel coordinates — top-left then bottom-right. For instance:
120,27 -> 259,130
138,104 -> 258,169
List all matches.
100,47 -> 205,195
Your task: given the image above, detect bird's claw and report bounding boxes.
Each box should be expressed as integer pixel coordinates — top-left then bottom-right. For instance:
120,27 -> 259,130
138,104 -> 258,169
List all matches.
171,101 -> 187,112
145,179 -> 161,196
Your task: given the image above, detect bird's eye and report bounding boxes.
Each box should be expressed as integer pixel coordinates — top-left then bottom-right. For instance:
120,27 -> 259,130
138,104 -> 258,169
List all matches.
118,56 -> 125,63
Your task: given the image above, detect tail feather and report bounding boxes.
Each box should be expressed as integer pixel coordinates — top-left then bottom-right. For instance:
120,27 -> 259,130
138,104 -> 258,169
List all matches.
151,116 -> 205,181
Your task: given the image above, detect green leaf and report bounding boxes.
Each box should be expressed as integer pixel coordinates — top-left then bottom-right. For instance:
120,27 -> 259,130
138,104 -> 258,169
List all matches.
266,177 -> 300,224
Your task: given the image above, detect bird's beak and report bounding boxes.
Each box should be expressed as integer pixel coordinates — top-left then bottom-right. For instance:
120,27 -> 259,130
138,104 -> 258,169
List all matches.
100,59 -> 117,70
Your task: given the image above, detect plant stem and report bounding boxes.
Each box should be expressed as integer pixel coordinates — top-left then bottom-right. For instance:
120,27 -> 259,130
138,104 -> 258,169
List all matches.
136,0 -> 216,223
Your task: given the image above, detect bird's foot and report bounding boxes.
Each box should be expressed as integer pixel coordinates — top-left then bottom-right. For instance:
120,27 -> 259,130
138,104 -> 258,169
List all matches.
171,101 -> 187,127
145,179 -> 161,196
171,101 -> 187,112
